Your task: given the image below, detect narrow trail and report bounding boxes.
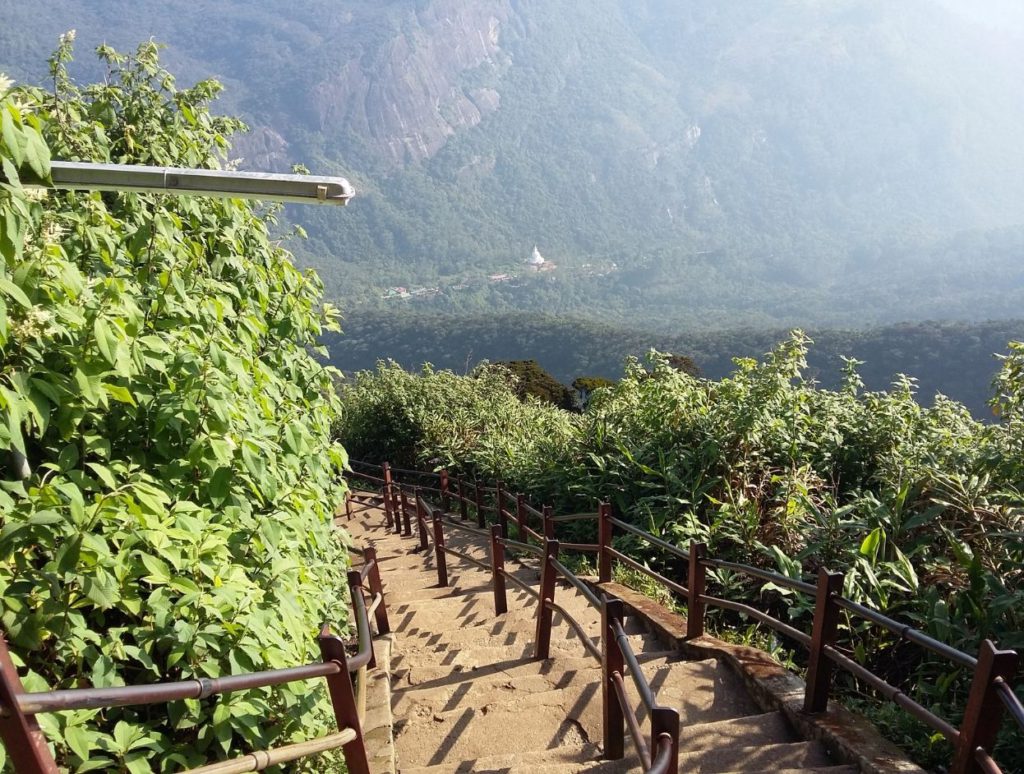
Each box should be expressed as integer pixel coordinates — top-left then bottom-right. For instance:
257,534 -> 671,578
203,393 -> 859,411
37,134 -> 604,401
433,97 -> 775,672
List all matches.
344,494 -> 858,773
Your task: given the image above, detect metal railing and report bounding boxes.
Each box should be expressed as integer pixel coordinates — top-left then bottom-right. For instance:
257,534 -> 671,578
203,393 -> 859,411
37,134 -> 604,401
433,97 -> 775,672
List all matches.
0,541 -> 390,774
348,460 -> 1023,774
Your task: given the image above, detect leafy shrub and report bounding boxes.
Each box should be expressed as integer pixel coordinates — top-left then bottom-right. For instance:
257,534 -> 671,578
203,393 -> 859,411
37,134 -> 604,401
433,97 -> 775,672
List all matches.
339,334 -> 1024,770
0,40 -> 349,771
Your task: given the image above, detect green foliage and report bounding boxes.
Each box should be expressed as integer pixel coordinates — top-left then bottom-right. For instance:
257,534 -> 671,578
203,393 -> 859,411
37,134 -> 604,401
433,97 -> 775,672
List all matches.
327,311 -> 1024,418
491,360 -> 576,411
0,41 -> 349,770
338,334 -> 1024,770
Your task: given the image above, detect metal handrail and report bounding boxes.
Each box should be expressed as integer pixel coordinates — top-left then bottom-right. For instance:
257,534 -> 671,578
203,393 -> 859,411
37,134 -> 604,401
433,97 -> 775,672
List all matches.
648,734 -> 676,774
610,671 -> 651,770
184,728 -> 358,773
833,597 -> 977,669
548,512 -> 598,523
698,593 -> 811,648
700,557 -> 817,596
607,547 -> 689,599
995,678 -> 1024,729
612,620 -> 656,712
610,517 -> 690,563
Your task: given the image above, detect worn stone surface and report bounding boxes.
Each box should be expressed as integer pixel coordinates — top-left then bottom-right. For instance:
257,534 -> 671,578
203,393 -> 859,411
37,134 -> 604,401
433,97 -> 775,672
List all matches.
342,493 -> 861,772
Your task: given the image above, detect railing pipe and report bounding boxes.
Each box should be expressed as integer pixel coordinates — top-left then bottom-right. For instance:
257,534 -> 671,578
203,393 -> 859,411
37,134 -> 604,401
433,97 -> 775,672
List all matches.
543,505 -> 554,540
951,640 -> 1020,774
803,568 -> 844,713
534,539 -> 560,660
602,596 -> 626,760
598,501 -> 613,583
516,493 -> 526,540
609,517 -> 690,563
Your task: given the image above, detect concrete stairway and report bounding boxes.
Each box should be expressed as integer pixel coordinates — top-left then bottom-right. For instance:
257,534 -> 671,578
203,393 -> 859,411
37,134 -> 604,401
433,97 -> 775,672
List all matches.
345,495 -> 859,773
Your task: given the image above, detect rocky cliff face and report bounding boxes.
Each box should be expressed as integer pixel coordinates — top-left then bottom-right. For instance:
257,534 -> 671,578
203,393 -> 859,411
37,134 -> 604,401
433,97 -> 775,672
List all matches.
310,0 -> 511,166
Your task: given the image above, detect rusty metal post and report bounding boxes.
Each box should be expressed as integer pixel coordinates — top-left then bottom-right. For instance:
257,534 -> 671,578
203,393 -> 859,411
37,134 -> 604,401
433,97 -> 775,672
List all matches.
440,469 -> 451,513
345,492 -> 353,522
602,596 -> 626,760
651,706 -> 680,774
475,480 -> 485,528
363,546 -> 390,635
401,490 -> 412,537
0,635 -> 60,773
496,481 -> 508,536
516,493 -> 526,540
432,508 -> 449,588
490,524 -> 508,615
687,542 -> 708,639
598,501 -> 613,583
318,625 -> 371,774
951,639 -> 1019,774
534,539 -> 560,660
415,489 -> 428,551
803,568 -> 845,713
458,478 -> 468,520
382,463 -> 395,532
543,505 -> 554,540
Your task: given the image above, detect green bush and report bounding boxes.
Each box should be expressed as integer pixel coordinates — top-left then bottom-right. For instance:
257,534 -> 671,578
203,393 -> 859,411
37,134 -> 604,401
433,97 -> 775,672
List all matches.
1,40 -> 349,771
338,334 -> 1024,770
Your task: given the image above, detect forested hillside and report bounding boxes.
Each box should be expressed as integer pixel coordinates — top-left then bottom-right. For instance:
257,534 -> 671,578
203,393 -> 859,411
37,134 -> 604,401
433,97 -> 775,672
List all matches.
3,1 -> 1024,328
326,313 -> 1024,418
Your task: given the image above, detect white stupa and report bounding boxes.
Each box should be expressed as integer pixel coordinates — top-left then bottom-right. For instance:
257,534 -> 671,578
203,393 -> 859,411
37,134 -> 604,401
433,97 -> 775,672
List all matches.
527,245 -> 545,267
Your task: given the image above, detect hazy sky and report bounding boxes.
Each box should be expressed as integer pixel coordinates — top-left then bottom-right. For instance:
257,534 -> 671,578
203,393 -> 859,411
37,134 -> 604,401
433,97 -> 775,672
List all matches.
936,0 -> 1024,34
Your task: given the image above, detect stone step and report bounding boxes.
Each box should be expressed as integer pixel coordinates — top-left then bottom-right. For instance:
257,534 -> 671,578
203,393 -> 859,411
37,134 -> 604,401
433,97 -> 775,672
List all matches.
393,689 -> 596,767
392,651 -> 676,691
399,745 -> 856,774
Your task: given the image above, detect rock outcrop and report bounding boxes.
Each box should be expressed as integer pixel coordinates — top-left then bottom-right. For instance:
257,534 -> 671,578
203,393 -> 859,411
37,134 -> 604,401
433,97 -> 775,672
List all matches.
311,0 -> 511,166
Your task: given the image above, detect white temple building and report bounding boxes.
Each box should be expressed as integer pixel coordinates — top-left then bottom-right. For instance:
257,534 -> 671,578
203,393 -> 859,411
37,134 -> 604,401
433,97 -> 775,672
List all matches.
527,245 -> 546,267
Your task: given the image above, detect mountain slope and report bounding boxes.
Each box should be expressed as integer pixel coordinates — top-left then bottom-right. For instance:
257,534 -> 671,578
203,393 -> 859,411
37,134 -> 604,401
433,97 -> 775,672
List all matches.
3,1 -> 1024,327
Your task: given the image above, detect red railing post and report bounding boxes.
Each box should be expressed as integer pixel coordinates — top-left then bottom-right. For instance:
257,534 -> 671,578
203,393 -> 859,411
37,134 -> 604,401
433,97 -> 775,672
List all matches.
803,568 -> 844,713
458,478 -> 468,520
496,481 -> 508,537
378,462 -> 393,528
651,706 -> 680,774
475,480 -> 485,528
0,635 -> 60,773
432,508 -> 449,588
363,546 -> 390,635
686,542 -> 707,639
440,469 -> 450,513
534,539 -> 560,660
598,501 -> 613,584
415,489 -> 428,551
516,493 -> 526,540
602,596 -> 626,760
543,505 -> 554,540
344,492 -> 353,522
951,639 -> 1019,774
348,570 -> 376,670
400,489 -> 412,537
318,624 -> 371,774
490,524 -> 508,615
